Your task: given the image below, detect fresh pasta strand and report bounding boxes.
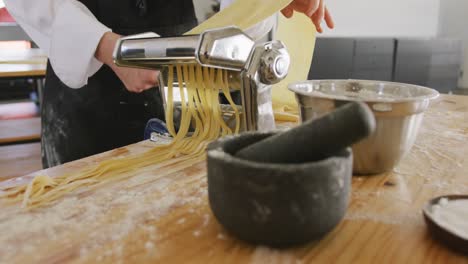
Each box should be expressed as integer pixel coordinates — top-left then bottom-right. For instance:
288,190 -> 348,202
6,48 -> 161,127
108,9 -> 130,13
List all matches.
222,70 -> 241,134
1,64 -> 239,209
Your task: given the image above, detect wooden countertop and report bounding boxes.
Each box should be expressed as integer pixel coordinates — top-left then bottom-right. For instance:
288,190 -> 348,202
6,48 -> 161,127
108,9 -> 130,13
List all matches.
0,117 -> 41,144
0,49 -> 46,78
0,94 -> 467,263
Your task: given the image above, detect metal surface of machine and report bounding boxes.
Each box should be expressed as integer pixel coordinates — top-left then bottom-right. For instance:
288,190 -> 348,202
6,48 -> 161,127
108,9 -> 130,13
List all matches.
113,27 -> 290,133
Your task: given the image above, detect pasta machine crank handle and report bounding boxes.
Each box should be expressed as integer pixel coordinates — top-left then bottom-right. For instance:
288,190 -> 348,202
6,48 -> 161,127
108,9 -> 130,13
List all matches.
240,41 -> 290,131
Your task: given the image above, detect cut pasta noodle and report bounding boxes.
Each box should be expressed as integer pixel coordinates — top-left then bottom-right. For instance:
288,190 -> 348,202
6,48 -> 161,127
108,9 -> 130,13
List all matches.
0,65 -> 240,209
1,0 -> 316,209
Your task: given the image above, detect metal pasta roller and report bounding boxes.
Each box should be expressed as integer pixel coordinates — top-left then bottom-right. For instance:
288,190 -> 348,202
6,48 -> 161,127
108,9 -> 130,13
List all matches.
113,26 -> 290,134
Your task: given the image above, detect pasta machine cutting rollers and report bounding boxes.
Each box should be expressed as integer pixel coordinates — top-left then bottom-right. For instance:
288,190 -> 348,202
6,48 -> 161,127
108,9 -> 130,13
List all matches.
113,26 -> 290,137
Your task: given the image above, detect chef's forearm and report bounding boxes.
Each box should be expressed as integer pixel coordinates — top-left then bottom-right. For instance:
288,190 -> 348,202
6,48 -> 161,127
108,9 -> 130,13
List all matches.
95,31 -> 120,67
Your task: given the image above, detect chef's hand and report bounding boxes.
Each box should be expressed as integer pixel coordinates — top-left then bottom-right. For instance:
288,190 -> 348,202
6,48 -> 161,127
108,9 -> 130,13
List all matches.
95,32 -> 159,93
281,0 -> 334,33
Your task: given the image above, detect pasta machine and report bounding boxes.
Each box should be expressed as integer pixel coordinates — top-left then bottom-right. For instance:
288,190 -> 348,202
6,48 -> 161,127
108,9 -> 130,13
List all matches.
113,27 -> 290,135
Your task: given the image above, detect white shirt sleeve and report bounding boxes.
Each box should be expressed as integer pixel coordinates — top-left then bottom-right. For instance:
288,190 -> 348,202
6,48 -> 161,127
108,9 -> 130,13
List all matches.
4,0 -> 274,88
219,0 -> 277,41
4,0 -> 110,88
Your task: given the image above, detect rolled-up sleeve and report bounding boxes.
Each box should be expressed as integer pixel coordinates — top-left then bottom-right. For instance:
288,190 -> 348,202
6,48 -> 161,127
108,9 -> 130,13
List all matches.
4,0 -> 110,88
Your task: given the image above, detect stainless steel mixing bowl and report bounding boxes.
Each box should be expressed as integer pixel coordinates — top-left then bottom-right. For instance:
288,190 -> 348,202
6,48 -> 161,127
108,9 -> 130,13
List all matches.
288,79 -> 439,175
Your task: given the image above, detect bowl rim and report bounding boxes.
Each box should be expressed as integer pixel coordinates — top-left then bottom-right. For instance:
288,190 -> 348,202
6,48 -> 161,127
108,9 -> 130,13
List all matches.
207,132 -> 353,171
288,79 -> 440,104
422,195 -> 468,254
208,147 -> 352,171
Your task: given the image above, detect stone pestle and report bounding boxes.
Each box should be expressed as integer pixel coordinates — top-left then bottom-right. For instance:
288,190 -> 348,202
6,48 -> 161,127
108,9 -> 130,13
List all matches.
235,102 -> 376,163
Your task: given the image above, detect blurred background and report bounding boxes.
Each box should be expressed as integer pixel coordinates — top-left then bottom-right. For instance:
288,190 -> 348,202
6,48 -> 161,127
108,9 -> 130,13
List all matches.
311,0 -> 468,95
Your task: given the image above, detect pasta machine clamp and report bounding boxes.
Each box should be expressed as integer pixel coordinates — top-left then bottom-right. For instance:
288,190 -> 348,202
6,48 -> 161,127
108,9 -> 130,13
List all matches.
113,26 -> 290,133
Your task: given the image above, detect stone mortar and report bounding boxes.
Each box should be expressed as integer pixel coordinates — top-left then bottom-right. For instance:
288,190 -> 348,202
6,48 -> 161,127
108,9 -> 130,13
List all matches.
206,131 -> 353,247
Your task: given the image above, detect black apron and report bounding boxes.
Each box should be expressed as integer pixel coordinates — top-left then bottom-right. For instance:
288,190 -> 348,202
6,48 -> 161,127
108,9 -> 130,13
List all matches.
41,0 -> 198,168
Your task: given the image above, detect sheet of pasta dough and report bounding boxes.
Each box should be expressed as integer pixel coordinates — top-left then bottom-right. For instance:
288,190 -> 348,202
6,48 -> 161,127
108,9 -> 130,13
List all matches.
272,14 -> 316,111
186,0 -> 293,34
